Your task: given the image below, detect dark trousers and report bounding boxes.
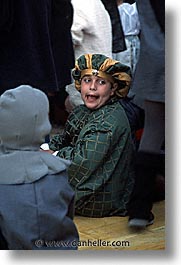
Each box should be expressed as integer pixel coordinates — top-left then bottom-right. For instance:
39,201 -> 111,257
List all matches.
128,151 -> 165,219
0,230 -> 8,250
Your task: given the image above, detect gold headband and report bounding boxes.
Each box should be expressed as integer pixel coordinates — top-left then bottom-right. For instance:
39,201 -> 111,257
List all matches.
80,69 -> 115,84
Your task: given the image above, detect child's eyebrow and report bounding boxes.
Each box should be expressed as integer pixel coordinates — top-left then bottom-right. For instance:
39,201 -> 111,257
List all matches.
82,75 -> 106,80
82,75 -> 92,78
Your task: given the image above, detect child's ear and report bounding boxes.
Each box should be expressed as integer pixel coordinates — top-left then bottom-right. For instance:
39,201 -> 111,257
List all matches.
110,82 -> 118,95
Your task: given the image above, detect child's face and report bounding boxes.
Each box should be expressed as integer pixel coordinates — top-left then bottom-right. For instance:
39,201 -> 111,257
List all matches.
80,75 -> 117,110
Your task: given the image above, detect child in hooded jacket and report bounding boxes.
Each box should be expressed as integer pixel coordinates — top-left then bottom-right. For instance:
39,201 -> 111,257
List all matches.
0,85 -> 79,250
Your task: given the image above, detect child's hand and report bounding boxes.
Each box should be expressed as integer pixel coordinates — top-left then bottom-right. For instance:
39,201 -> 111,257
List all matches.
40,143 -> 54,154
40,149 -> 54,154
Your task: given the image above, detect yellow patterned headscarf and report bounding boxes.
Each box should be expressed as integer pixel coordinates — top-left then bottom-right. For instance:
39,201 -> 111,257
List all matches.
72,54 -> 132,98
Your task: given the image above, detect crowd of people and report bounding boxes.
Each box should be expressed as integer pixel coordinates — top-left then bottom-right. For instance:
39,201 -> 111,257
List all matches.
0,0 -> 165,250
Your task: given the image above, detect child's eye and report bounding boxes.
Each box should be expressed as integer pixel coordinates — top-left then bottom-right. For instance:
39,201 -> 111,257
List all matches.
98,79 -> 106,85
82,77 -> 91,83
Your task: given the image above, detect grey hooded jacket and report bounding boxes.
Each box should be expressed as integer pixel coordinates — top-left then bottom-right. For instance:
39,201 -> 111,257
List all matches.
0,85 -> 79,250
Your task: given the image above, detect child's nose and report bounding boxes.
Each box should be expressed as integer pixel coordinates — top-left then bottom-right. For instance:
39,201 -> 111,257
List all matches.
89,80 -> 97,91
89,86 -> 97,91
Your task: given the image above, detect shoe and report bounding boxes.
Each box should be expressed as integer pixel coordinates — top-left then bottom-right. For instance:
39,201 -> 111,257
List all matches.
128,212 -> 154,229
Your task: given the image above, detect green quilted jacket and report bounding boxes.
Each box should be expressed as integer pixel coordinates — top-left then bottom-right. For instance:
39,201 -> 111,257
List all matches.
49,98 -> 135,217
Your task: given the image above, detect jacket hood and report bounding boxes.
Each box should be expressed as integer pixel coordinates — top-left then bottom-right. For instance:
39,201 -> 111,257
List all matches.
0,85 -> 71,184
0,85 -> 51,151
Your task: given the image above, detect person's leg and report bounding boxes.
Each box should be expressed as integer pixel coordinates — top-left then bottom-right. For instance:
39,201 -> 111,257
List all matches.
139,101 -> 165,153
0,230 -> 8,250
128,100 -> 165,228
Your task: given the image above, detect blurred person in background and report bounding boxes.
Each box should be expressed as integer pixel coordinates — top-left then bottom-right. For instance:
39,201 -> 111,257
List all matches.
113,0 -> 140,75
0,0 -> 75,126
127,0 -> 165,229
101,0 -> 126,55
65,0 -> 112,112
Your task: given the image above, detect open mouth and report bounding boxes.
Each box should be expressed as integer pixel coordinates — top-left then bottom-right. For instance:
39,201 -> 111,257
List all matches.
86,94 -> 99,101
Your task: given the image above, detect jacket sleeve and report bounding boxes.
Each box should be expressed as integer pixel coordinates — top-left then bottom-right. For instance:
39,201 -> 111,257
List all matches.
49,106 -> 88,155
49,133 -> 70,151
56,124 -> 114,185
49,111 -> 79,151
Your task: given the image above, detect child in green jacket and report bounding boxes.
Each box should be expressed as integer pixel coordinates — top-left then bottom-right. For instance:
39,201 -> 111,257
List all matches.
48,54 -> 135,217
